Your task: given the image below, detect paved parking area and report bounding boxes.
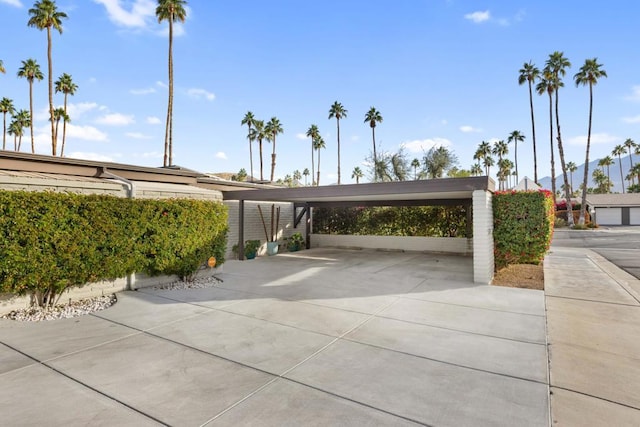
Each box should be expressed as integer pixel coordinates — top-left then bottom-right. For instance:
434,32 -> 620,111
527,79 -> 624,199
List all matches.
0,248 -> 549,426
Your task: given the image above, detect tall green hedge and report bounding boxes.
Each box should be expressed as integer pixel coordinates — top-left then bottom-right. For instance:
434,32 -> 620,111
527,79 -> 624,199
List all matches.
493,190 -> 554,269
0,191 -> 227,307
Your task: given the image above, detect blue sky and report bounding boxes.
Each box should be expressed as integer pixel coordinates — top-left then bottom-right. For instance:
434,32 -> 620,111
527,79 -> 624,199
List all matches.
1,0 -> 639,185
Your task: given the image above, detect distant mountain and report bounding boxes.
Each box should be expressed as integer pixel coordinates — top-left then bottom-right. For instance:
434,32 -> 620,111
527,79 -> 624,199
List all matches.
538,153 -> 639,193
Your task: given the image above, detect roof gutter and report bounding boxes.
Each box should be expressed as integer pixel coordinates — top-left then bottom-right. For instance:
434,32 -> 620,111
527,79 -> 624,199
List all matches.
97,166 -> 135,199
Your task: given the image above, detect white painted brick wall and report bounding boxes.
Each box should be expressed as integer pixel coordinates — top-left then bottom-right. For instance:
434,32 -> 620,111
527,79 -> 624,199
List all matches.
473,190 -> 494,284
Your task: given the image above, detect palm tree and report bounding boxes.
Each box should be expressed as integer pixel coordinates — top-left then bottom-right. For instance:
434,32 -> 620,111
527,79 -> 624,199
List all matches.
293,169 -> 302,186
612,145 -> 627,193
17,59 -> 44,154
51,107 -> 68,153
156,0 -> 187,167
470,163 -> 483,176
575,58 -> 607,224
1,98 -> 15,150
482,156 -> 495,178
352,166 -> 364,184
566,161 -> 578,195
0,59 -> 4,74
241,111 -> 256,182
536,71 -> 557,205
364,107 -> 383,181
598,156 -> 614,190
411,158 -> 420,180
492,140 -> 508,189
306,124 -> 319,185
28,0 -> 67,156
8,120 -> 21,151
507,130 -> 525,183
302,168 -> 310,186
328,101 -> 348,184
518,61 -> 540,183
265,116 -> 283,182
54,72 -> 77,156
624,138 -> 637,185
546,51 -> 573,224
248,119 -> 266,181
13,110 -> 31,151
314,136 -> 326,186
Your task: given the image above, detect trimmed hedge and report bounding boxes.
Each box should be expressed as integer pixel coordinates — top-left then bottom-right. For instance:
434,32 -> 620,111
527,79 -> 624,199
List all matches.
493,190 -> 554,269
0,191 -> 227,307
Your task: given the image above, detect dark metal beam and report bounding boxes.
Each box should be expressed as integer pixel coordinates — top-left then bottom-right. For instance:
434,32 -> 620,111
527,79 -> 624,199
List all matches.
238,200 -> 245,260
294,205 -> 307,228
303,199 -> 470,209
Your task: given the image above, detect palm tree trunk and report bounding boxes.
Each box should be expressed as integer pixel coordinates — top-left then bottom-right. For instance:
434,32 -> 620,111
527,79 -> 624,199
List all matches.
259,139 -> 264,181
248,128 -> 254,182
579,83 -> 594,224
316,147 -> 321,186
548,93 -> 556,206
618,155 -> 625,193
61,94 -> 68,157
270,136 -> 276,182
47,27 -> 55,156
168,19 -> 174,166
311,140 -> 315,186
54,118 -> 60,149
2,113 -> 6,150
515,141 -> 519,183
29,81 -> 35,154
554,89 -> 574,226
336,118 -> 341,185
528,81 -> 538,183
372,127 -> 377,181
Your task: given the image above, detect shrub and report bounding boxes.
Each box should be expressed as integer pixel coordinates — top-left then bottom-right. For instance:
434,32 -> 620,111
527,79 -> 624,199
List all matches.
0,191 -> 227,307
493,190 -> 554,270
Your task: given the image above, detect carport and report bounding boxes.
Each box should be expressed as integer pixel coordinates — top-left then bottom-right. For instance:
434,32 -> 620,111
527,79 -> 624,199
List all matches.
222,176 -> 496,283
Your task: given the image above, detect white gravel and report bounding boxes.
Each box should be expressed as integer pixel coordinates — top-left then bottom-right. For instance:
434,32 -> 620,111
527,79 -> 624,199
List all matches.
150,275 -> 223,290
2,294 -> 117,322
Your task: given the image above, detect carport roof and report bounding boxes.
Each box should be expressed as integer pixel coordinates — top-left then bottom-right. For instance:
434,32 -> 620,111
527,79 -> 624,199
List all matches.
222,176 -> 494,205
586,193 -> 640,207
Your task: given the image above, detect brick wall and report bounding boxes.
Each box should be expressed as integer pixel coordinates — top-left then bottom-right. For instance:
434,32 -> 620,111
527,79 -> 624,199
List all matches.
472,190 -> 494,284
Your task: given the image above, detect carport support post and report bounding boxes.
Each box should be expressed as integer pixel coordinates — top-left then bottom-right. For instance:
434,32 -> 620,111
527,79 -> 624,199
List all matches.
238,200 -> 245,260
472,190 -> 494,284
305,203 -> 311,249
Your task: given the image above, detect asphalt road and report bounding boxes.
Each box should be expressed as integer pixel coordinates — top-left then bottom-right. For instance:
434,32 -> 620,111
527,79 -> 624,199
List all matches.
553,227 -> 640,280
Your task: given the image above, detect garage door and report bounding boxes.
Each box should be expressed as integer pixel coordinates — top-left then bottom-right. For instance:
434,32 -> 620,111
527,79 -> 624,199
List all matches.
630,208 -> 640,225
595,207 -> 622,225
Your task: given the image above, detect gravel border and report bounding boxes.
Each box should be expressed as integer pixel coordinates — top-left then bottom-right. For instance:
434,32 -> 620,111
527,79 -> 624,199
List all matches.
2,294 -> 118,322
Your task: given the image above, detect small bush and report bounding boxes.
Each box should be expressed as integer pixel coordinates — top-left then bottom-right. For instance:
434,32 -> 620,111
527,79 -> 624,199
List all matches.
493,190 -> 554,270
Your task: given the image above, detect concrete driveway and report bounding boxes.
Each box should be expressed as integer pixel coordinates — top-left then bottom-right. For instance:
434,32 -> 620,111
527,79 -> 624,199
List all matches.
0,248 -> 549,426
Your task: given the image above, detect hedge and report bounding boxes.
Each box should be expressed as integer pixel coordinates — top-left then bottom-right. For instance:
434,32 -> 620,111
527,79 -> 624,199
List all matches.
0,191 -> 228,307
493,190 -> 554,269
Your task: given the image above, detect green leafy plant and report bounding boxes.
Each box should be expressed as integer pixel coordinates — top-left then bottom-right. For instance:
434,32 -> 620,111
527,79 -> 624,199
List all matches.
243,239 -> 261,259
287,232 -> 305,251
493,190 -> 554,270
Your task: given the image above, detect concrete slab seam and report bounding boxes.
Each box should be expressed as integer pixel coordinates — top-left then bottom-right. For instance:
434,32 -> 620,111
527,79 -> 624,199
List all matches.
397,294 -> 546,317
551,385 -> 640,412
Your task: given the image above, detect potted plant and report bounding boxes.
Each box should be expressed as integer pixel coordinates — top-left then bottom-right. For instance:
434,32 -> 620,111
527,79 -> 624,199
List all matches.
243,240 -> 261,259
287,232 -> 305,252
258,204 -> 281,256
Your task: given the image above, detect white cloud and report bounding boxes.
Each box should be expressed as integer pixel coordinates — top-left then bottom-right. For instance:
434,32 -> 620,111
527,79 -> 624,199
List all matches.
296,133 -> 309,140
156,80 -> 167,89
215,151 -> 227,160
140,151 -> 162,159
0,0 -> 22,7
464,10 -> 490,23
93,0 -> 155,28
130,87 -> 156,95
460,125 -> 482,133
125,132 -> 151,139
95,113 -> 135,126
441,119 -> 448,126
350,135 -> 360,142
625,86 -> 640,102
568,133 -> 620,145
401,138 -> 452,153
146,116 -> 161,125
66,124 -> 109,141
622,115 -> 640,124
67,102 -> 100,119
67,151 -> 116,162
187,88 -> 215,101
157,22 -> 186,38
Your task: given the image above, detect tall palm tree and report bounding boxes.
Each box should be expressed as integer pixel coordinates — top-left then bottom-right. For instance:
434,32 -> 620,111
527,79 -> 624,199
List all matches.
13,109 -> 31,151
28,0 -> 67,156
293,169 -> 302,186
265,116 -> 283,182
17,59 -> 44,154
156,0 -> 187,167
575,58 -> 607,224
54,72 -> 77,156
241,111 -> 255,181
1,98 -> 15,150
352,166 -> 364,184
51,107 -> 67,151
536,71 -> 557,205
248,119 -> 266,181
507,130 -> 525,183
518,61 -> 540,183
328,101 -> 348,184
302,168 -> 310,186
492,140 -> 508,189
624,138 -> 637,184
566,161 -> 578,195
306,124 -> 319,185
612,145 -> 627,193
470,163 -> 483,176
8,120 -> 22,151
314,136 -> 326,186
546,51 -> 573,224
482,156 -> 495,178
364,107 -> 383,181
411,158 -> 420,180
475,141 -> 493,176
